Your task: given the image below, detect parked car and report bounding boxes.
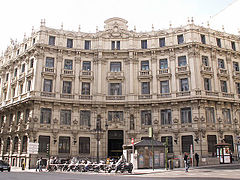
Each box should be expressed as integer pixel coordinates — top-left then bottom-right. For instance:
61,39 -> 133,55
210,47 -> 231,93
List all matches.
0,160 -> 11,172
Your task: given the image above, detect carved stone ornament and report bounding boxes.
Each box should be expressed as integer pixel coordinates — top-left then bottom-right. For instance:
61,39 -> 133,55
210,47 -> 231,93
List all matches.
73,119 -> 78,125
53,118 -> 58,124
217,117 -> 222,123
33,117 -> 38,123
193,116 -> 199,122
173,118 -> 178,124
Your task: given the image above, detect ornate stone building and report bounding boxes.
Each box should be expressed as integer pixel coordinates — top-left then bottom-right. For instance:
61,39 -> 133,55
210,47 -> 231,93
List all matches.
0,17 -> 240,168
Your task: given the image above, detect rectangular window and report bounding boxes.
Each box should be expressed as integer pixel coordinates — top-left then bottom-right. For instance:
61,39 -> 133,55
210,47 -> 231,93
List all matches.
24,44 -> 27,50
14,68 -> 17,77
160,80 -> 169,94
27,80 -> 31,91
60,110 -> 71,125
6,73 -> 9,81
236,83 -> 240,94
108,111 -> 123,121
220,80 -> 227,93
178,56 -> 187,66
62,81 -> 72,94
111,41 -> 120,50
161,109 -> 172,125
224,135 -> 234,152
16,111 -> 21,124
177,34 -> 184,44
202,56 -> 209,66
159,38 -> 165,47
161,136 -> 173,153
206,107 -> 215,123
43,79 -> 53,92
223,109 -> 231,124
141,40 -> 147,49
64,59 -> 73,70
233,62 -> 239,71
218,59 -> 225,69
159,59 -> 168,69
181,107 -> 192,123
109,83 -> 122,95
141,110 -> 152,125
79,137 -> 90,154
181,135 -> 193,153
216,38 -> 221,48
141,82 -> 150,94
141,61 -> 149,70
40,108 -> 51,124
9,114 -> 13,125
82,61 -> 91,71
20,84 -> 23,94
82,82 -> 90,95
201,34 -> 206,44
32,38 -> 35,44
39,136 -> 50,153
30,58 -> 34,68
46,57 -> 54,68
110,62 -> 121,72
67,38 -> 73,48
80,110 -> 91,126
84,40 -> 91,50
231,41 -> 236,51
59,136 -> 70,153
21,63 -> 25,73
180,78 -> 189,91
204,78 -> 211,91
49,36 -> 55,46
207,135 -> 217,156
130,115 -> 134,130
25,109 -> 30,123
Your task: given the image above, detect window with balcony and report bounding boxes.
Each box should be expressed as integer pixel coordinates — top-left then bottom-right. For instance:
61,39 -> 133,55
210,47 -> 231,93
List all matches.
141,40 -> 147,49
201,34 -> 206,44
111,41 -> 120,50
216,38 -> 221,48
180,78 -> 189,91
236,83 -> 240,94
206,107 -> 215,123
40,108 -> 51,124
181,107 -> 192,123
223,109 -> 231,124
110,62 -> 121,72
218,59 -> 225,69
204,78 -> 211,91
49,36 -> 55,46
67,38 -> 73,48
231,41 -> 236,51
159,37 -> 165,47
21,63 -> 25,73
79,137 -> 90,154
62,81 -> 72,94
141,61 -> 149,70
160,59 -> 168,69
177,34 -> 184,44
46,57 -> 54,68
233,62 -> 239,71
59,136 -> 70,153
141,110 -> 152,125
161,109 -> 172,125
27,80 -> 31,91
84,40 -> 91,50
160,80 -> 169,93
64,59 -> 73,70
109,83 -> 122,95
141,82 -> 150,94
220,80 -> 227,92
108,111 -> 123,121
43,79 -> 53,92
161,136 -> 173,153
82,82 -> 90,95
14,68 -> 17,77
39,136 -> 50,153
82,61 -> 91,71
60,110 -> 71,125
202,56 -> 209,66
80,110 -> 91,126
178,56 -> 187,66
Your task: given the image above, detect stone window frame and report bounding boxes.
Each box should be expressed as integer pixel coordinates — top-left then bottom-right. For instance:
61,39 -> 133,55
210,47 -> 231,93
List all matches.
180,107 -> 192,124
40,108 -> 52,124
43,79 -> 53,92
67,38 -> 73,48
79,137 -> 90,154
204,78 -> 212,91
62,81 -> 72,94
159,58 -> 168,69
84,40 -> 91,50
222,108 -> 231,124
160,80 -> 170,94
220,80 -> 228,93
80,110 -> 91,126
141,110 -> 152,126
82,61 -> 91,71
177,34 -> 184,44
58,136 -> 70,153
159,37 -> 165,47
111,41 -> 120,50
141,60 -> 149,70
81,82 -> 91,95
45,57 -> 55,68
160,109 -> 172,125
108,111 -> 124,122
141,40 -> 147,49
141,81 -> 150,95
205,107 -> 215,123
110,62 -> 122,72
64,59 -> 73,70
60,109 -> 71,125
48,35 -> 56,46
179,78 -> 189,92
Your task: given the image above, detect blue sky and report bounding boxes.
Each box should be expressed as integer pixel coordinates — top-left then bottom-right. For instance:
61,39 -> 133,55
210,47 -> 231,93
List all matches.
0,0 -> 238,52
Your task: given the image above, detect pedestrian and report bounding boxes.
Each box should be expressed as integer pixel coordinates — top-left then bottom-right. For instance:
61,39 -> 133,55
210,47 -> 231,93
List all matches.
36,159 -> 39,172
39,157 -> 43,172
230,151 -> 233,163
195,153 -> 199,167
184,152 -> 189,172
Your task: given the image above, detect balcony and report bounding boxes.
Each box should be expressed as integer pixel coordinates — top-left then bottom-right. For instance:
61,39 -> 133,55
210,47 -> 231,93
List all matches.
156,68 -> 171,79
138,94 -> 152,99
79,95 -> 92,100
157,93 -> 172,98
222,92 -> 234,98
79,70 -> 93,80
26,68 -> 34,78
205,91 -> 219,97
18,72 -> 25,82
60,94 -> 74,99
138,70 -> 152,80
41,92 -> 56,97
106,95 -> 125,100
107,71 -> 124,80
200,65 -> 213,76
217,68 -> 229,78
42,67 -> 56,76
176,91 -> 190,97
61,69 -> 74,78
11,77 -> 17,85
232,71 -> 240,80
175,66 -> 190,76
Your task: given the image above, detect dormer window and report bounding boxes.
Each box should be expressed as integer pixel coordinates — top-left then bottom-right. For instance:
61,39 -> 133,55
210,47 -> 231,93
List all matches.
111,41 -> 120,50
177,34 -> 184,44
49,36 -> 55,46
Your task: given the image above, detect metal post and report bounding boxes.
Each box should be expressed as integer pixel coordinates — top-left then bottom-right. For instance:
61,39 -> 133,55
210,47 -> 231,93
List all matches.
152,133 -> 154,171
97,129 -> 99,164
165,137 -> 168,170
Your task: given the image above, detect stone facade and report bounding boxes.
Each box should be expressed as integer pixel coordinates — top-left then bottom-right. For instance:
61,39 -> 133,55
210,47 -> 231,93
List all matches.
0,17 -> 240,168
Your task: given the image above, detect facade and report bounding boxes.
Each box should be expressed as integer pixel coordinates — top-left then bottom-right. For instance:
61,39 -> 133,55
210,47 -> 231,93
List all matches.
0,17 -> 240,168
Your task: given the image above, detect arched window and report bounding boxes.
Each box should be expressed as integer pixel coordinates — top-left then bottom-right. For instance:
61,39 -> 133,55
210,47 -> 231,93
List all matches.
22,136 -> 28,153
13,137 -> 19,153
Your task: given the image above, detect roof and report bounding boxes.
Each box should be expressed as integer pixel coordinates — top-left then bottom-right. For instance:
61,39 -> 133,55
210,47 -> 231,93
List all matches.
134,139 -> 165,147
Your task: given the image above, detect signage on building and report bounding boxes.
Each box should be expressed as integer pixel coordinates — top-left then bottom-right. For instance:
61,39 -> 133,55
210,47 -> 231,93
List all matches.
28,142 -> 39,154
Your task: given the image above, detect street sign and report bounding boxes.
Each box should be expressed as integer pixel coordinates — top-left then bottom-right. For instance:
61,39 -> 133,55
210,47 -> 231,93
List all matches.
28,142 -> 39,154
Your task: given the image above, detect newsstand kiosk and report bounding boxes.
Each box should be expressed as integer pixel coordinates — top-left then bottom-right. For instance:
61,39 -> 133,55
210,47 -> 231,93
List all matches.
216,142 -> 231,164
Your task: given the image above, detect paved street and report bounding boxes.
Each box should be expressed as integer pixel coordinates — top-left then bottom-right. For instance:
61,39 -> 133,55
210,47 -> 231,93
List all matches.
0,164 -> 239,180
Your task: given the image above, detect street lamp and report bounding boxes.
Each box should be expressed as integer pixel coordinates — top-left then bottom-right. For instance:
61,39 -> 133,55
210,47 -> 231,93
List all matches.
96,115 -> 101,164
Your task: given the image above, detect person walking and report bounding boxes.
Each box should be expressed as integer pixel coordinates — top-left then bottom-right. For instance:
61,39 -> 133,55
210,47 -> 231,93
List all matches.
184,153 -> 190,172
195,153 -> 199,167
36,159 -> 40,172
39,157 -> 43,172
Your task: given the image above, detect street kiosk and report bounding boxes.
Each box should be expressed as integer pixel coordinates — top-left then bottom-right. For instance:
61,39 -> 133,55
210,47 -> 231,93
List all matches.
216,142 -> 231,164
